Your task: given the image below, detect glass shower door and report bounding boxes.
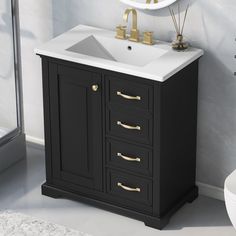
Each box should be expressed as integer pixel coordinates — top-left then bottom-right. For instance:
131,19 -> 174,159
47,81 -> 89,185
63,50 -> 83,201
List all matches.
0,0 -> 18,140
0,0 -> 25,172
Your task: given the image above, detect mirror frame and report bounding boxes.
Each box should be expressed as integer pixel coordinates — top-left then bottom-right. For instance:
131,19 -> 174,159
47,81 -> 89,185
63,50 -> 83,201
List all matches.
120,0 -> 177,10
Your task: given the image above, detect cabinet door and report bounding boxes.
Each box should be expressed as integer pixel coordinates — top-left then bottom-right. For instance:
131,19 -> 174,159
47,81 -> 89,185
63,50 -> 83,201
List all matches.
49,64 -> 103,191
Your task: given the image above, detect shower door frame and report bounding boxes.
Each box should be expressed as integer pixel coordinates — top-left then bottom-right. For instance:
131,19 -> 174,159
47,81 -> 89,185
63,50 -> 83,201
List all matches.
0,0 -> 26,171
0,0 -> 24,145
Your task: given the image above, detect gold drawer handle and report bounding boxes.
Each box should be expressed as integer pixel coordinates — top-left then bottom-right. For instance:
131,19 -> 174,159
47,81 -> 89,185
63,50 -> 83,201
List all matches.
117,121 -> 141,131
117,153 -> 141,162
117,182 -> 141,192
117,91 -> 141,101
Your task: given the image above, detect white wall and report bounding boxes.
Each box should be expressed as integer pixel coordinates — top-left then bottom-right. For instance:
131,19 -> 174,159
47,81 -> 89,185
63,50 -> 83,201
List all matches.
19,0 -> 69,144
19,0 -> 236,188
19,0 -> 53,143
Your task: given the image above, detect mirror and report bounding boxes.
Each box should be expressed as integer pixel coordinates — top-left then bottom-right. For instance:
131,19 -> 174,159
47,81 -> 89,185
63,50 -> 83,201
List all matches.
120,0 -> 178,10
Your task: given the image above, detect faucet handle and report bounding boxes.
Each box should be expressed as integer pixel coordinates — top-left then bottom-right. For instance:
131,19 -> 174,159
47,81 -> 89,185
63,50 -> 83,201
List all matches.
115,25 -> 127,40
129,29 -> 140,42
142,31 -> 154,45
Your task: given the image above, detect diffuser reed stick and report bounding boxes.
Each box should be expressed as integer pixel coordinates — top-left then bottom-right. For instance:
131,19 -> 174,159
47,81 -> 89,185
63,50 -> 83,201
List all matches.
172,9 -> 179,33
169,3 -> 190,35
178,3 -> 180,34
181,3 -> 190,35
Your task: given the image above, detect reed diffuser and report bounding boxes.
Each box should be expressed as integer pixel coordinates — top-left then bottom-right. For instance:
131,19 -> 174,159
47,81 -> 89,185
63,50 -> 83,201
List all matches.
169,3 -> 190,51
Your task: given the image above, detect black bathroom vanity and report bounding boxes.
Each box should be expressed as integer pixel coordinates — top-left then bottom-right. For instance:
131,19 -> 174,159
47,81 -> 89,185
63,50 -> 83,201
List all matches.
36,25 -> 203,229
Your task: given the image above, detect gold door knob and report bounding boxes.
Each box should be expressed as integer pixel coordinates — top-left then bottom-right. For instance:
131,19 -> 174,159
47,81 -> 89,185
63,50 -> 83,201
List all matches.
92,84 -> 99,92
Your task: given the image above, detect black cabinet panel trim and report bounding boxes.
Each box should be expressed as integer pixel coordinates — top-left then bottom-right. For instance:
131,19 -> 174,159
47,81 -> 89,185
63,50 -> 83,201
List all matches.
105,135 -> 153,149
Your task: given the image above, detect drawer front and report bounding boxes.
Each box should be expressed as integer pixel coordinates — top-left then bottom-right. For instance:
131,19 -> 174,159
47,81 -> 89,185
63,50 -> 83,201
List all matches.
107,109 -> 152,145
107,76 -> 153,112
107,170 -> 152,206
106,139 -> 152,176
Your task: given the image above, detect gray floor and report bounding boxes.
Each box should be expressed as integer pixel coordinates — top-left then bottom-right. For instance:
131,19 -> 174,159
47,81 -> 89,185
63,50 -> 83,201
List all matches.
0,145 -> 235,236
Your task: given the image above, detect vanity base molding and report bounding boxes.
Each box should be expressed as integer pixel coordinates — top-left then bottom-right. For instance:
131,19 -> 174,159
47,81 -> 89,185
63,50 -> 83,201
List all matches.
42,183 -> 198,230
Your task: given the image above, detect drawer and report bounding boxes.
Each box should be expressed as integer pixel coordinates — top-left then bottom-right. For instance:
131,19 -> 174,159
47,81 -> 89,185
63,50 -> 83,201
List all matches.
107,109 -> 152,145
107,169 -> 152,206
106,139 -> 152,176
106,76 -> 153,112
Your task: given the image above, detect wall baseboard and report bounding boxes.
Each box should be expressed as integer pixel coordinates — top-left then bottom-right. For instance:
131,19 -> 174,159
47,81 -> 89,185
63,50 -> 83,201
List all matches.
25,136 -> 225,201
197,181 -> 224,202
26,135 -> 45,150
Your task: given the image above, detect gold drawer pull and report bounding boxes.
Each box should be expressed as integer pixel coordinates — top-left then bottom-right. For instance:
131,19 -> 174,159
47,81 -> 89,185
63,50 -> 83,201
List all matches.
117,91 -> 141,101
117,121 -> 141,131
117,182 -> 141,192
117,153 -> 141,162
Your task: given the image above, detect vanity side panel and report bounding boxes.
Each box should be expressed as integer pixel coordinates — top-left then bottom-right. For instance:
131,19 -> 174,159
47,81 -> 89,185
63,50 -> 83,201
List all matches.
158,61 -> 199,216
41,57 -> 53,183
152,81 -> 161,217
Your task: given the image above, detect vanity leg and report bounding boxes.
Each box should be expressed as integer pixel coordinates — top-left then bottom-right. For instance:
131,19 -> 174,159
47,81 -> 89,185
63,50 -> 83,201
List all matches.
187,186 -> 198,203
145,186 -> 198,230
144,217 -> 170,230
41,183 -> 62,199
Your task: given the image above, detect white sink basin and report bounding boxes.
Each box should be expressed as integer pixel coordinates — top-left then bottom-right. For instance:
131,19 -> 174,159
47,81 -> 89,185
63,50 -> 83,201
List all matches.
66,35 -> 168,67
35,25 -> 203,82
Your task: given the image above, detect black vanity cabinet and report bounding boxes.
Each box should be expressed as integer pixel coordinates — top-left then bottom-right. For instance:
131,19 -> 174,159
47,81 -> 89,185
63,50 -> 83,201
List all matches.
41,57 -> 199,230
46,64 -> 103,191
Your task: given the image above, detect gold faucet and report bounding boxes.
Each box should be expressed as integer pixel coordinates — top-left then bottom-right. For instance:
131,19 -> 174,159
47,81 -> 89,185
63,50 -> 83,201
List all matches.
123,8 -> 139,42
146,0 -> 158,3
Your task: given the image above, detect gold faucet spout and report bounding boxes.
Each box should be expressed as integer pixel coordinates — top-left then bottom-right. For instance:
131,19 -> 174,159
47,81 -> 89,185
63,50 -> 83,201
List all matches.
146,0 -> 158,3
123,8 -> 139,42
123,8 -> 138,31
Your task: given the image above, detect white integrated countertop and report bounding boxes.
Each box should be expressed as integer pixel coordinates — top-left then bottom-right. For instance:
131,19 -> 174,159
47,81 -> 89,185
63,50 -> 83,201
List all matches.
35,24 -> 203,82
